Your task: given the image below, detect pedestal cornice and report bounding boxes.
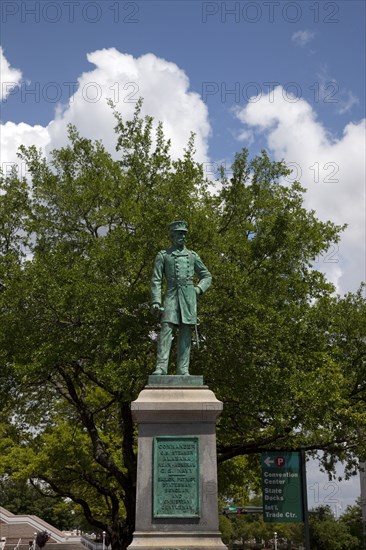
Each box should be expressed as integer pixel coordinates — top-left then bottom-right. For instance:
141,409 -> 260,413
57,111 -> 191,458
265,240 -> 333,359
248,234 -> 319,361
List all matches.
131,384 -> 223,423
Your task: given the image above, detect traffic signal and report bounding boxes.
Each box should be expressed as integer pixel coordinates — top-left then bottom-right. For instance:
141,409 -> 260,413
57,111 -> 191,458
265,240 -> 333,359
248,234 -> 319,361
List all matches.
222,506 -> 263,515
222,506 -> 245,515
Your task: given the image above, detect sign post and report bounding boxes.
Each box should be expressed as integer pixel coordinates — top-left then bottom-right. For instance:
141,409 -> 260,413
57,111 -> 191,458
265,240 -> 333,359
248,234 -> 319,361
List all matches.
300,449 -> 311,550
261,452 -> 303,523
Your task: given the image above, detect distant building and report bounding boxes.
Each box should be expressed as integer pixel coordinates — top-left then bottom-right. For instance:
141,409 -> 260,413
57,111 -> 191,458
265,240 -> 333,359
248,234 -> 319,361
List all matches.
0,507 -> 66,545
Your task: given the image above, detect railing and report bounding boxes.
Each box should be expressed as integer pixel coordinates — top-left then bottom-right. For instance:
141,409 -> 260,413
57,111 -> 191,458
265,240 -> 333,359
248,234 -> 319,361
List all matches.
0,508 -> 65,543
13,539 -> 21,550
80,537 -> 105,550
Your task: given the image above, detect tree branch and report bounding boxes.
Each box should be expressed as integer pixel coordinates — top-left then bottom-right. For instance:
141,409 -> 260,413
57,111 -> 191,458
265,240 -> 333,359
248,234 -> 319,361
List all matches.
217,437 -> 359,463
56,366 -> 130,493
36,475 -> 109,532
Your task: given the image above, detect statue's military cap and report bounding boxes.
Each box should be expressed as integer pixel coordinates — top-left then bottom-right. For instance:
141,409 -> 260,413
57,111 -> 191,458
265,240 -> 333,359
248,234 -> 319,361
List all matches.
168,220 -> 188,233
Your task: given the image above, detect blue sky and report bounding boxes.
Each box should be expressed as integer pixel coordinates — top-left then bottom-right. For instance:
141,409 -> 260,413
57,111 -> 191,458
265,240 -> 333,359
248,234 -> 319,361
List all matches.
1,1 -> 365,290
2,1 -> 365,151
1,0 -> 365,511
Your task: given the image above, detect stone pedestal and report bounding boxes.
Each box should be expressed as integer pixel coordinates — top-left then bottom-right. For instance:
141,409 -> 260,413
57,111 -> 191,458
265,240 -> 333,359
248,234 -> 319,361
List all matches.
127,375 -> 227,550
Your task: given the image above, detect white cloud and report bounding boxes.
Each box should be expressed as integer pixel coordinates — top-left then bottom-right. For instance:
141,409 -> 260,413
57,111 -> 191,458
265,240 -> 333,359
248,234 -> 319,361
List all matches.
236,86 -> 365,295
235,128 -> 255,145
0,121 -> 51,178
0,49 -> 210,178
292,30 -> 315,47
315,65 -> 359,115
0,47 -> 22,100
50,49 -> 210,162
337,90 -> 360,115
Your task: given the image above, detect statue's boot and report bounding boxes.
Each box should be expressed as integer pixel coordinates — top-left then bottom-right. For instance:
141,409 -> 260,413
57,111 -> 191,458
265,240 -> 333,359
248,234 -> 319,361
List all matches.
152,366 -> 167,375
152,322 -> 174,375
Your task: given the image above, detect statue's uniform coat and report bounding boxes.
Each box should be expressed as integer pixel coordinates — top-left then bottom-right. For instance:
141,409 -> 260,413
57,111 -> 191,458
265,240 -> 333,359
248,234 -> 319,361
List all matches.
151,247 -> 212,325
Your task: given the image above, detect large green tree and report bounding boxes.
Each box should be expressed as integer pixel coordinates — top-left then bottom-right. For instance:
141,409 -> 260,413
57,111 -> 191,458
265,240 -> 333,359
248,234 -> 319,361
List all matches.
0,477 -> 83,531
1,101 -> 365,549
309,505 -> 362,550
340,499 -> 364,549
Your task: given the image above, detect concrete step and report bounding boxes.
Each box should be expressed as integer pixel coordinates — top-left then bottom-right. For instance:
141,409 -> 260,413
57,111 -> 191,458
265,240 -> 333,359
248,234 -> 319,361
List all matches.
48,545 -> 84,550
4,545 -> 84,550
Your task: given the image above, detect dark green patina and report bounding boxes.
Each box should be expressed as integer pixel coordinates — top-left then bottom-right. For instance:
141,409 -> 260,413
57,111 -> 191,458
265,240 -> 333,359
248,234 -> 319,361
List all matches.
147,374 -> 204,387
153,436 -> 200,518
151,221 -> 212,376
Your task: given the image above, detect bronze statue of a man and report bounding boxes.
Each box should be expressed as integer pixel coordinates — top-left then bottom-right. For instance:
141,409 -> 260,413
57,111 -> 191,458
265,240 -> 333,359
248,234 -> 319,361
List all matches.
151,221 -> 212,375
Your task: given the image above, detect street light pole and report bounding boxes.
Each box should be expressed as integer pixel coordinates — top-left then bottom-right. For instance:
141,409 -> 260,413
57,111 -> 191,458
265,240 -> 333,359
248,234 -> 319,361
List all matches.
334,502 -> 342,519
274,531 -> 277,550
102,531 -> 106,550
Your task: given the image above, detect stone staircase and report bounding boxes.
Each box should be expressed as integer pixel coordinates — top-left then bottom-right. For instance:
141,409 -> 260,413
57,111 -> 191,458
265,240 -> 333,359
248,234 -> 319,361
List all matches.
0,507 -> 74,545
3,544 -> 84,550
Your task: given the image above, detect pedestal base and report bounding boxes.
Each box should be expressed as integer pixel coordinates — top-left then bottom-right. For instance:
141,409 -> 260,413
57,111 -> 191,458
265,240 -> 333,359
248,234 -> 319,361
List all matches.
127,380 -> 227,550
127,530 -> 227,549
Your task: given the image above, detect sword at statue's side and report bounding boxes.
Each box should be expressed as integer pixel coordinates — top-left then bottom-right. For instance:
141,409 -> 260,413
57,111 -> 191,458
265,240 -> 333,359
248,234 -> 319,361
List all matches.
195,323 -> 200,351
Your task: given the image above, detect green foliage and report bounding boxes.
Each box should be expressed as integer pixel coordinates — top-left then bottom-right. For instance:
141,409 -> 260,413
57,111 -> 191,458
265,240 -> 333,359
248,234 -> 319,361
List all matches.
219,503 -> 363,549
0,101 -> 365,550
309,505 -> 362,549
0,477 -> 81,531
340,499 -> 364,548
218,514 -> 234,545
219,509 -> 304,548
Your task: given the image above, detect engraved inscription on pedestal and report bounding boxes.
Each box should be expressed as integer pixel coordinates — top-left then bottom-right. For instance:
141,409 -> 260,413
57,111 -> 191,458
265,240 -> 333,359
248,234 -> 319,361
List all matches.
153,436 -> 200,518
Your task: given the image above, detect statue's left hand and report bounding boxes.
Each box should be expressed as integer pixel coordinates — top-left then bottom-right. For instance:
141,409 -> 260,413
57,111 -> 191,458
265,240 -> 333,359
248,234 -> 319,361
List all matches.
195,287 -> 202,296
